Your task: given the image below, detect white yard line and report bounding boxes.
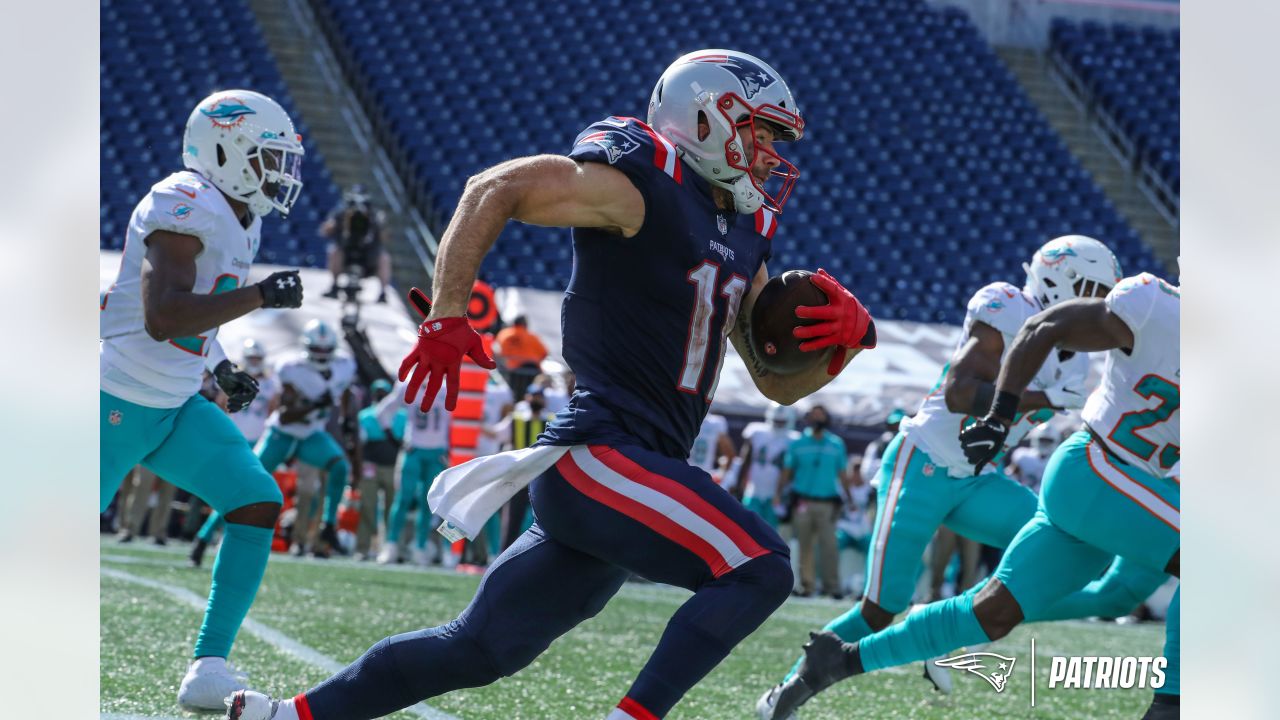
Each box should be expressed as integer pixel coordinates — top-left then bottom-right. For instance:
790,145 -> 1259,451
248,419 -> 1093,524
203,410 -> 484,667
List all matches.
101,567 -> 462,720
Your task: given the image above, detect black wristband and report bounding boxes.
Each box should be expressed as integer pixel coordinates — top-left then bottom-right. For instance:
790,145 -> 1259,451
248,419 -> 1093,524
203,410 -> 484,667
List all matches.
991,391 -> 1020,422
970,382 -> 995,417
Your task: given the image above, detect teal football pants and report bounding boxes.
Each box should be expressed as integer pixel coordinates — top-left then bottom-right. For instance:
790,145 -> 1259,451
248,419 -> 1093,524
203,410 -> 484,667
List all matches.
101,391 -> 280,659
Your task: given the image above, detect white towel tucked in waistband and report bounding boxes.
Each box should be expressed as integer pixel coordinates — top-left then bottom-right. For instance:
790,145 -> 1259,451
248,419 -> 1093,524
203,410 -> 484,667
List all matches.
426,445 -> 570,542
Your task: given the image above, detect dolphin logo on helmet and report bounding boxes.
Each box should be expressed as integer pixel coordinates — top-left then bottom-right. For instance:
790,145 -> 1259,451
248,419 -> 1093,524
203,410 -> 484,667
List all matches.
200,99 -> 258,128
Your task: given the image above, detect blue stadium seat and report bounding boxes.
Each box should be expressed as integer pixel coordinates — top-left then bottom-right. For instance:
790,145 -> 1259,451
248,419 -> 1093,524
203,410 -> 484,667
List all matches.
100,0 -> 339,268
1052,19 -> 1178,191
312,0 -> 1162,324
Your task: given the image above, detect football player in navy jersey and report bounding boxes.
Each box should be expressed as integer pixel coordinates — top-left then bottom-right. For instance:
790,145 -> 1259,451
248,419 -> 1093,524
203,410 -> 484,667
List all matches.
229,49 -> 876,720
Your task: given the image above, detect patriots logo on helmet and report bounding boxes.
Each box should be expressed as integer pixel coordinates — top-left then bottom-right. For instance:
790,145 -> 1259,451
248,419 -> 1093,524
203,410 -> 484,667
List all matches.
935,652 -> 1017,693
201,98 -> 257,128
691,54 -> 778,100
580,130 -> 640,164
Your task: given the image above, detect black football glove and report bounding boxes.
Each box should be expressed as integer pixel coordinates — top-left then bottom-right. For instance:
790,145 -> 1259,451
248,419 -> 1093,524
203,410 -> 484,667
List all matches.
213,359 -> 260,413
959,415 -> 1012,475
258,270 -> 304,308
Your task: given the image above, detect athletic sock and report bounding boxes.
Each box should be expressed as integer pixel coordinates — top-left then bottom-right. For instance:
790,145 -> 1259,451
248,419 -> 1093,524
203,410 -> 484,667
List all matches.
857,592 -> 990,673
322,458 -> 349,526
193,523 -> 274,658
197,512 -> 224,543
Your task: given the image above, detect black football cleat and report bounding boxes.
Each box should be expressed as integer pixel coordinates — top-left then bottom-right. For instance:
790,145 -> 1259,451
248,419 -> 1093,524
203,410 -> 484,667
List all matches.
768,631 -> 857,718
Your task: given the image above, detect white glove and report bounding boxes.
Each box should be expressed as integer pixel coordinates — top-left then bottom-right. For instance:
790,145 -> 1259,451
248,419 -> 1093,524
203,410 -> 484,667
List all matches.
1045,383 -> 1088,410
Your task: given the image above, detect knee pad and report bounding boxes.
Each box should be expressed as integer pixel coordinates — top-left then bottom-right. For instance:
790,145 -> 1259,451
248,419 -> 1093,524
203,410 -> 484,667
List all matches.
736,552 -> 795,608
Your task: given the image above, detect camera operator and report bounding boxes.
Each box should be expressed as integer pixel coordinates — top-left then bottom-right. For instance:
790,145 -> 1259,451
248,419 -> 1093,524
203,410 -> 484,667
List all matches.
321,184 -> 393,303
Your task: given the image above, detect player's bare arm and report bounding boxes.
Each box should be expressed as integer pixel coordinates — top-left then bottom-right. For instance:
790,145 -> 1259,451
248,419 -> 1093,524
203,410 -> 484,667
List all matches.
426,156 -> 645,318
995,298 -> 1134,397
731,265 -> 861,405
943,322 -> 1055,416
140,230 -> 271,341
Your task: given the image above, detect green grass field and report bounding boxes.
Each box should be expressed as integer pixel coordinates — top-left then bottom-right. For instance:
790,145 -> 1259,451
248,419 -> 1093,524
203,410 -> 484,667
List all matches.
101,538 -> 1165,719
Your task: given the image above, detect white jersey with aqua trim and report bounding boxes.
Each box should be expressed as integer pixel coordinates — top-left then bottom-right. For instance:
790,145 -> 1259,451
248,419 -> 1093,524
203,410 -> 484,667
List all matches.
269,355 -> 356,438
229,374 -> 280,443
376,381 -> 453,450
100,170 -> 262,408
1084,273 -> 1181,477
742,422 -> 799,500
901,281 -> 1090,477
689,413 -> 729,473
475,380 -> 514,457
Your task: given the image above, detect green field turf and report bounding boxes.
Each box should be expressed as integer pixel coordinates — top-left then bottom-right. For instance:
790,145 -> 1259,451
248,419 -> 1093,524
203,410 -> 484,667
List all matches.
101,539 -> 1166,719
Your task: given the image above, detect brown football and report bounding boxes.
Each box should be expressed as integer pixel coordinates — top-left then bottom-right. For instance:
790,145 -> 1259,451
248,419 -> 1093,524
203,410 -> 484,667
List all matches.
749,270 -> 829,375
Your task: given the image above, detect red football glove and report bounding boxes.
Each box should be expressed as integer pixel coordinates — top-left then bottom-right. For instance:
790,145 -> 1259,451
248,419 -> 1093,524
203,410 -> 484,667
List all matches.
793,268 -> 877,376
398,287 -> 497,412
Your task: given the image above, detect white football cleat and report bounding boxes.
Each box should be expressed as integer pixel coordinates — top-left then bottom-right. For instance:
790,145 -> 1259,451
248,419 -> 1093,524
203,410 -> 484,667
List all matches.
412,546 -> 431,567
923,656 -> 953,694
756,684 -> 799,720
178,656 -> 249,710
376,543 -> 399,565
225,689 -> 279,719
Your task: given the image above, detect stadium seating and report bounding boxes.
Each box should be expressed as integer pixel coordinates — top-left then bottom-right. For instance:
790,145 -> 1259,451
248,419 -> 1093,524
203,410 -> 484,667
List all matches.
101,0 -> 339,267
1050,19 -> 1178,198
312,0 -> 1162,324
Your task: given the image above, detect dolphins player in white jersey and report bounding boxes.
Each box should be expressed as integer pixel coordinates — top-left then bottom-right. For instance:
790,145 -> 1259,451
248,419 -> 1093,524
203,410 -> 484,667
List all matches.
191,338 -> 283,568
776,271 -> 1180,720
100,89 -> 306,710
689,411 -> 736,489
761,237 -> 1165,718
375,381 -> 453,565
265,320 -> 360,555
738,403 -> 799,528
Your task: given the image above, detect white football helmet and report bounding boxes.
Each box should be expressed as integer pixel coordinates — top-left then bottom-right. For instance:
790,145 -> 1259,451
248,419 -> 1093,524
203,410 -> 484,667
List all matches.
1023,235 -> 1122,309
301,319 -> 337,370
764,402 -> 797,430
182,89 -> 305,218
648,49 -> 804,214
241,338 -> 267,375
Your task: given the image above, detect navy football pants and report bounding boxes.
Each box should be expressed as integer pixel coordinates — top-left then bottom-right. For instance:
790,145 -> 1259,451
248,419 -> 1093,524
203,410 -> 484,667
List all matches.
302,444 -> 793,719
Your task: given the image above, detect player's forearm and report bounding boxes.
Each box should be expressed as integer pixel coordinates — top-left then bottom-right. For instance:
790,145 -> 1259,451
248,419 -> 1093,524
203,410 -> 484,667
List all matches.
143,286 -> 265,341
426,173 -> 520,318
947,376 -> 1053,415
995,321 -> 1063,401
762,347 -> 859,405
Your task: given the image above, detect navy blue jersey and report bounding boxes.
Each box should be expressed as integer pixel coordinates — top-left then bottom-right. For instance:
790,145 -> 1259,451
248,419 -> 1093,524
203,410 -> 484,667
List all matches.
540,117 -> 778,458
